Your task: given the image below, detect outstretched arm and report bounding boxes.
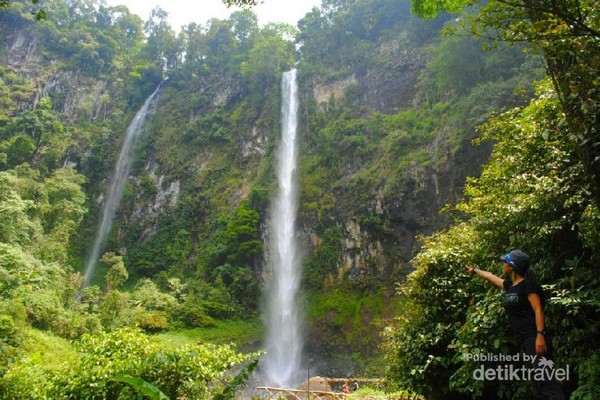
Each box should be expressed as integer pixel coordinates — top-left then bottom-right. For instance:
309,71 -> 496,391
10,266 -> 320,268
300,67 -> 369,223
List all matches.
466,266 -> 505,288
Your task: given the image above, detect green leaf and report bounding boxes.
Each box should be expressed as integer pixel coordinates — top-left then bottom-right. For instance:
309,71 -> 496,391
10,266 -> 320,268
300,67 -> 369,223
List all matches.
213,358 -> 259,400
113,374 -> 170,400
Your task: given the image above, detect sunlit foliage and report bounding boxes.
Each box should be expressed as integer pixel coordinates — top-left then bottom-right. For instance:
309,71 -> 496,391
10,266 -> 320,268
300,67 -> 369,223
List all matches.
0,328 -> 256,399
384,81 -> 600,399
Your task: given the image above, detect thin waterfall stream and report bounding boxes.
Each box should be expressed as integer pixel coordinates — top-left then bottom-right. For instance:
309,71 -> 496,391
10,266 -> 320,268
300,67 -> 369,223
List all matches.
264,69 -> 303,388
83,85 -> 162,287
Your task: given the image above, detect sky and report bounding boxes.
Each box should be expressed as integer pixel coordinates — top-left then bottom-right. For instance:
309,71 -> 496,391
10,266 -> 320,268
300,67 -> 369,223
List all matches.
103,0 -> 322,30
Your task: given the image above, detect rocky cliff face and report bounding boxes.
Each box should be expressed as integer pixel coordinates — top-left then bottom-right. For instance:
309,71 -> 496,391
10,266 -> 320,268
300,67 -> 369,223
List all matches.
295,33 -> 474,287
0,21 -> 177,266
1,5 -> 499,371
308,32 -> 428,114
0,14 -> 484,292
130,157 -> 181,243
3,29 -> 43,67
298,165 -> 454,286
313,75 -> 358,110
341,220 -> 388,279
356,33 -> 427,113
1,30 -> 110,122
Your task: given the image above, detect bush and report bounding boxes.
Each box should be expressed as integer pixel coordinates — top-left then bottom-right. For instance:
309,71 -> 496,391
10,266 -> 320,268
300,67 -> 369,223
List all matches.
384,81 -> 600,399
99,289 -> 131,328
17,289 -> 64,331
178,304 -> 217,328
49,328 -> 254,399
49,311 -> 102,340
0,329 -> 77,399
135,310 -> 170,332
0,314 -> 22,375
131,279 -> 179,313
0,299 -> 27,325
0,361 -> 54,399
0,328 -> 257,399
570,354 -> 600,400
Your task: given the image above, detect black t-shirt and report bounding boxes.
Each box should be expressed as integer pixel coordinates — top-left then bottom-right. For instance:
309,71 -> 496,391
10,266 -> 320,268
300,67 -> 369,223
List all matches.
502,278 -> 544,342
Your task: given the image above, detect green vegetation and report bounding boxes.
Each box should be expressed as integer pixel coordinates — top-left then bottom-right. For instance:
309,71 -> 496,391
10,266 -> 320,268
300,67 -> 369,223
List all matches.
297,0 -> 446,80
411,0 -> 600,209
305,287 -> 401,376
0,328 -> 257,399
296,3 -> 544,235
0,4 -> 290,397
0,0 -> 46,20
384,81 -> 600,399
348,386 -> 424,399
113,375 -> 170,400
1,0 -> 598,398
380,1 -> 600,398
155,319 -> 263,347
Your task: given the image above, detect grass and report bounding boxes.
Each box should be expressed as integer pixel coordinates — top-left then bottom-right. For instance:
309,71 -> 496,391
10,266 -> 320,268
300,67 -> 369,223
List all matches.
11,321 -> 261,375
20,319 -> 262,368
21,328 -> 79,370
347,387 -> 425,399
153,318 -> 264,349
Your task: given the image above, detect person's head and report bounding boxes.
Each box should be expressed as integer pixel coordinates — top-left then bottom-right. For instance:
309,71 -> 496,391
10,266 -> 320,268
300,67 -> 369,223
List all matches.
500,249 -> 530,277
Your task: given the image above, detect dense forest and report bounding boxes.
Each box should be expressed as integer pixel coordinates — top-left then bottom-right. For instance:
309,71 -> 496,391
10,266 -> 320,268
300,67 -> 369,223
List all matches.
0,0 -> 598,398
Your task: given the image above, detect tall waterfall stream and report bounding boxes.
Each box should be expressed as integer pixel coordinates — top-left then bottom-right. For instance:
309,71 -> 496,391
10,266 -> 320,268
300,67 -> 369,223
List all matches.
83,85 -> 162,286
264,69 -> 303,387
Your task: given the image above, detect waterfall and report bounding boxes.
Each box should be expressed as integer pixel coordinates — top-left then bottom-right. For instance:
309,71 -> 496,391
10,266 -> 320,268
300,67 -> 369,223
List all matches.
265,69 -> 303,387
83,85 -> 162,287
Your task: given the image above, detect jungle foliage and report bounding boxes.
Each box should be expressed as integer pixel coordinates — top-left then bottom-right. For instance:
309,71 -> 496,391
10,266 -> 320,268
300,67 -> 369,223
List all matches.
382,1 -> 600,398
384,80 -> 600,400
1,0 -> 598,397
1,1 -> 278,396
0,327 -> 257,399
286,0 -> 548,376
411,0 -> 600,210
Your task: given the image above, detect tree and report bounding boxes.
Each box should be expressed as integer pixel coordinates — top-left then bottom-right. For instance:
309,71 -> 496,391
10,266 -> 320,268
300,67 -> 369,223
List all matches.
203,18 -> 237,70
241,24 -> 296,93
144,7 -> 183,73
38,167 -> 87,263
0,170 -> 39,246
407,0 -> 600,208
0,165 -> 86,264
200,202 -> 262,313
0,0 -> 46,19
222,0 -> 260,6
230,9 -> 259,44
0,97 -> 67,170
384,80 -> 600,398
102,252 -> 128,292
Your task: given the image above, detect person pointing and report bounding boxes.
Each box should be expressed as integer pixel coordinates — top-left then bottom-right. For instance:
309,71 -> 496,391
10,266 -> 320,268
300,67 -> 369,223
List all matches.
467,249 -> 565,399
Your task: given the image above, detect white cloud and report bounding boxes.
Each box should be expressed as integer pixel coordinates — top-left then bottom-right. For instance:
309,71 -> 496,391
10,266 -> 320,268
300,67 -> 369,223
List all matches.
104,0 -> 321,30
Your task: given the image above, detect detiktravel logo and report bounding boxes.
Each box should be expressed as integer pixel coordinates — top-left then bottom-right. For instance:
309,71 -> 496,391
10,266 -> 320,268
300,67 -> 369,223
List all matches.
464,352 -> 570,382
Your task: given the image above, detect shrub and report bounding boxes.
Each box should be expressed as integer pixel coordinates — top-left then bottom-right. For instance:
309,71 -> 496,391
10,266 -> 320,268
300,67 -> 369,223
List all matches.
99,289 -> 131,328
0,314 -> 22,375
17,289 -> 64,331
50,311 -> 102,340
384,81 -> 600,399
42,328 -> 256,399
135,310 -> 170,332
0,361 -> 54,399
131,279 -> 179,313
571,354 -> 600,400
177,304 -> 217,328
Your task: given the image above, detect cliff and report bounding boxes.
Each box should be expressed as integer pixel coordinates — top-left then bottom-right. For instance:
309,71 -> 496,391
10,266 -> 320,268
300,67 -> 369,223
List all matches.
0,0 -> 543,372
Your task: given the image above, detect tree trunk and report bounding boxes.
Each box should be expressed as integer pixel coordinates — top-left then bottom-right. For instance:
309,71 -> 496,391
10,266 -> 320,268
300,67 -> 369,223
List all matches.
524,0 -> 600,207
